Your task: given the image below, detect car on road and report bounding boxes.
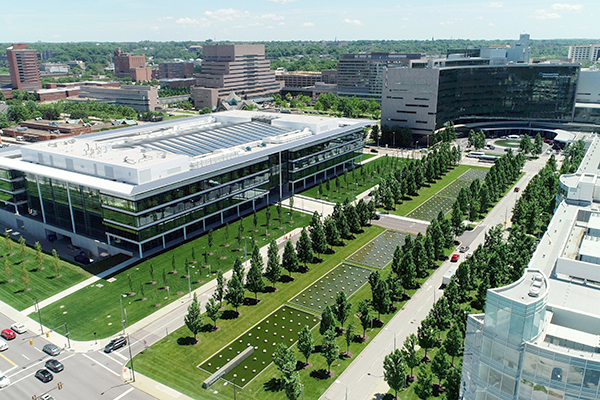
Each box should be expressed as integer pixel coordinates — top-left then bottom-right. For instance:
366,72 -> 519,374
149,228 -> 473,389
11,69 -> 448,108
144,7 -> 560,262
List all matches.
514,187 -> 520,192
45,359 -> 64,373
0,373 -> 9,388
42,344 -> 60,356
450,254 -> 460,262
1,329 -> 15,340
10,322 -> 27,334
0,338 -> 8,351
40,395 -> 55,400
35,369 -> 53,383
459,245 -> 470,253
104,336 -> 127,353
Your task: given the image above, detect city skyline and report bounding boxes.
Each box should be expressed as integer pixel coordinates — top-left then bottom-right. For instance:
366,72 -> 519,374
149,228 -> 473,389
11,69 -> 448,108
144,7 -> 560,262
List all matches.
1,0 -> 599,43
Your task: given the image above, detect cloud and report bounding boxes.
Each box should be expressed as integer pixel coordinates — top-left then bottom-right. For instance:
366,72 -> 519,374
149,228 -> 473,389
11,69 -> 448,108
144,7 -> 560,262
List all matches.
487,2 -> 503,8
534,9 -> 561,19
268,0 -> 295,3
176,17 -> 200,25
259,13 -> 285,21
150,26 -> 160,31
301,22 -> 314,27
551,3 -> 583,11
343,18 -> 363,26
204,8 -> 250,21
158,16 -> 173,22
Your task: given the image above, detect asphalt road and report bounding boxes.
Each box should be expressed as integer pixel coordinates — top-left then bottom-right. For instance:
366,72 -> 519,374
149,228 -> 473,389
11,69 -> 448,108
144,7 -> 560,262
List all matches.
0,313 -> 156,400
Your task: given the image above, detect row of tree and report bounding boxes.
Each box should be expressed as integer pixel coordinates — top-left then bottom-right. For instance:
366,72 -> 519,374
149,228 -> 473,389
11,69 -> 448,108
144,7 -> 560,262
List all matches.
375,143 -> 462,210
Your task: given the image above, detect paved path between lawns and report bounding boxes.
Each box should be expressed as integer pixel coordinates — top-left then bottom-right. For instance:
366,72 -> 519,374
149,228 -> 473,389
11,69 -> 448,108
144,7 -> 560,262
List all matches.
319,149 -> 556,400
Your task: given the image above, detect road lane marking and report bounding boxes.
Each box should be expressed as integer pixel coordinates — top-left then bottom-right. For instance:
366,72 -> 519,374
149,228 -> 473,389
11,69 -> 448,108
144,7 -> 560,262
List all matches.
82,353 -> 120,377
113,387 -> 134,400
100,351 -> 125,364
0,352 -> 16,366
21,353 -> 29,360
3,365 -> 18,374
110,351 -> 128,361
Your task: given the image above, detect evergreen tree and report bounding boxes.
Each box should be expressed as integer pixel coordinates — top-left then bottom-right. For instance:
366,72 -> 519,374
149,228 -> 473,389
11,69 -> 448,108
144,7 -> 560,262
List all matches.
384,349 -> 407,399
282,240 -> 299,278
372,279 -> 390,321
391,245 -> 402,276
265,240 -> 282,289
213,270 -> 225,306
402,258 -> 418,291
184,293 -> 202,341
346,204 -> 362,233
225,274 -> 245,314
297,325 -> 314,365
205,297 -> 222,330
319,305 -> 336,335
232,257 -> 244,284
402,333 -> 420,378
336,211 -> 351,240
296,228 -> 313,268
309,216 -> 328,257
333,291 -> 352,330
450,200 -> 465,238
246,251 -> 265,301
324,216 -> 340,248
321,327 -> 340,377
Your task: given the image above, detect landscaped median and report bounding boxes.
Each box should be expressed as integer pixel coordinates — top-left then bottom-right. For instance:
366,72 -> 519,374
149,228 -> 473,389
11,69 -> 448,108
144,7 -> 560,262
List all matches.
30,207 -> 311,340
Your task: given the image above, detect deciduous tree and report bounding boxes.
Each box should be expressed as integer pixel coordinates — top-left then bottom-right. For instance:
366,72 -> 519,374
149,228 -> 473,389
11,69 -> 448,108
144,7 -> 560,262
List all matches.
184,293 -> 202,341
384,349 -> 407,399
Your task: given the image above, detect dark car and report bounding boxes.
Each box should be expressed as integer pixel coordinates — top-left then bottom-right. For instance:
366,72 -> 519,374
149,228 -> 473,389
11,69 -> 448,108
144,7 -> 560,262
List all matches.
45,359 -> 64,373
42,344 -> 60,356
104,336 -> 127,353
552,367 -> 563,381
35,369 -> 53,383
74,253 -> 92,265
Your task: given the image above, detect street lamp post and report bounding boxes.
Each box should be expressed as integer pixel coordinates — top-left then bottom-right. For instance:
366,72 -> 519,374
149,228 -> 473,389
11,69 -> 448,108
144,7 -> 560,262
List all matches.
335,379 -> 348,400
119,294 -> 127,336
33,297 -> 44,335
384,327 -> 397,351
233,374 -> 237,400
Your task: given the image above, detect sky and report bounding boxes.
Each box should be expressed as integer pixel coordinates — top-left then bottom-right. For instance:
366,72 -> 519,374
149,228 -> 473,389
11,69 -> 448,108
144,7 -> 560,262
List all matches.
1,0 -> 599,43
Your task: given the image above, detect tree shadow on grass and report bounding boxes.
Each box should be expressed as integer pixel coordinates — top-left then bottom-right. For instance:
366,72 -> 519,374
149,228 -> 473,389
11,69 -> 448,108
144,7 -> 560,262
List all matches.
176,336 -> 199,346
243,297 -> 260,306
310,369 -> 334,380
280,275 -> 295,283
263,377 -> 282,392
221,310 -> 240,320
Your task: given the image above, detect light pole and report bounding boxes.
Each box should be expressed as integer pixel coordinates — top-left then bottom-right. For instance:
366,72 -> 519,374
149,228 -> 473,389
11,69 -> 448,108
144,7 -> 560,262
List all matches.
335,379 -> 348,400
119,294 -> 127,336
384,327 -> 397,351
233,374 -> 237,400
33,297 -> 44,335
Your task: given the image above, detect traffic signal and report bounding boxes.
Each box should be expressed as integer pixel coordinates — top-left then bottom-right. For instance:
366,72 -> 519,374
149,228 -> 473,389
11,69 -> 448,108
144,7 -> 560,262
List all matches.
58,382 -> 63,390
29,339 -> 33,345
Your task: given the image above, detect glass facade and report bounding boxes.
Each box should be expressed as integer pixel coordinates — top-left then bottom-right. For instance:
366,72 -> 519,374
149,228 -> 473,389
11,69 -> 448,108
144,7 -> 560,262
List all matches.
9,128 -> 363,256
436,65 -> 580,130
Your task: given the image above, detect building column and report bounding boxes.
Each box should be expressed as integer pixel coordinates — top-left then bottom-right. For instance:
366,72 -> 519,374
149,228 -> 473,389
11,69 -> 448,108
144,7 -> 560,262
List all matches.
183,226 -> 187,240
162,235 -> 166,249
279,151 -> 283,200
220,212 -> 224,224
203,219 -> 206,231
252,199 -> 256,211
65,182 -> 77,234
138,243 -> 143,258
35,175 -> 47,224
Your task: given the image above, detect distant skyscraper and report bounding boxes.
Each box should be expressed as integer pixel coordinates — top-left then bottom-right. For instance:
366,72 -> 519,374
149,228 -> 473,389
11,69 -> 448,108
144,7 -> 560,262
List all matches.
6,43 -> 41,91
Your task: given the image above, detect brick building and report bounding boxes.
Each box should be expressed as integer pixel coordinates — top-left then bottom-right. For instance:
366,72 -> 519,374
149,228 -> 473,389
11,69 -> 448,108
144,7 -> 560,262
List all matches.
6,43 -> 42,91
113,48 -> 152,82
158,62 -> 194,79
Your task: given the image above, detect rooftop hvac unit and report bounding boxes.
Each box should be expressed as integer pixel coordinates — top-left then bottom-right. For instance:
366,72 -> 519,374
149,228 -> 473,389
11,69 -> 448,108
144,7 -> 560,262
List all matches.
528,287 -> 540,297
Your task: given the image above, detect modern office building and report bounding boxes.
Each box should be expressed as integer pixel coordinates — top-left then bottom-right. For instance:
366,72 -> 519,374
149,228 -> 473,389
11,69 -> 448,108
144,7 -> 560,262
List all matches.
0,111 -> 368,259
461,134 -> 600,400
381,63 -> 580,136
158,62 -> 194,79
193,44 -> 283,109
6,43 -> 42,91
573,69 -> 600,126
76,84 -> 159,113
336,52 -> 425,101
276,71 -> 323,88
569,45 -> 600,63
113,48 -> 152,82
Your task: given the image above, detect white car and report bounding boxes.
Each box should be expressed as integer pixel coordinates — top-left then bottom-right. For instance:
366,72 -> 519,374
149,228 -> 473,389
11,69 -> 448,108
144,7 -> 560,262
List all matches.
0,373 -> 10,388
0,339 -> 7,351
10,323 -> 27,334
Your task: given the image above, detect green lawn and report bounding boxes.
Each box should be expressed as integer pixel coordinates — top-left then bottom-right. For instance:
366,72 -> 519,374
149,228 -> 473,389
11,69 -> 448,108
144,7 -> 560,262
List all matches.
360,153 -> 378,162
494,139 -> 521,148
387,165 -> 489,217
32,207 -> 311,340
131,225 -> 385,400
301,156 -> 406,204
0,238 -> 92,311
132,224 -> 459,400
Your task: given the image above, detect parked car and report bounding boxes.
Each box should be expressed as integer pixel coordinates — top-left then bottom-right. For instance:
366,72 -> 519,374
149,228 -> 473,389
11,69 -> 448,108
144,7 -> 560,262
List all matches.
0,338 -> 8,351
450,254 -> 460,262
0,373 -> 10,388
459,245 -> 470,253
45,359 -> 64,373
10,322 -> 27,334
0,329 -> 15,340
42,344 -> 60,356
104,336 -> 127,353
466,252 -> 473,259
35,369 -> 53,383
514,187 -> 520,192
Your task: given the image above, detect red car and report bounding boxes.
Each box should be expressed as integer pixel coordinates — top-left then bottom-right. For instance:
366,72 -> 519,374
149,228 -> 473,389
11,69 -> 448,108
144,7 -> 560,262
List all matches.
450,254 -> 460,262
1,329 -> 16,340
